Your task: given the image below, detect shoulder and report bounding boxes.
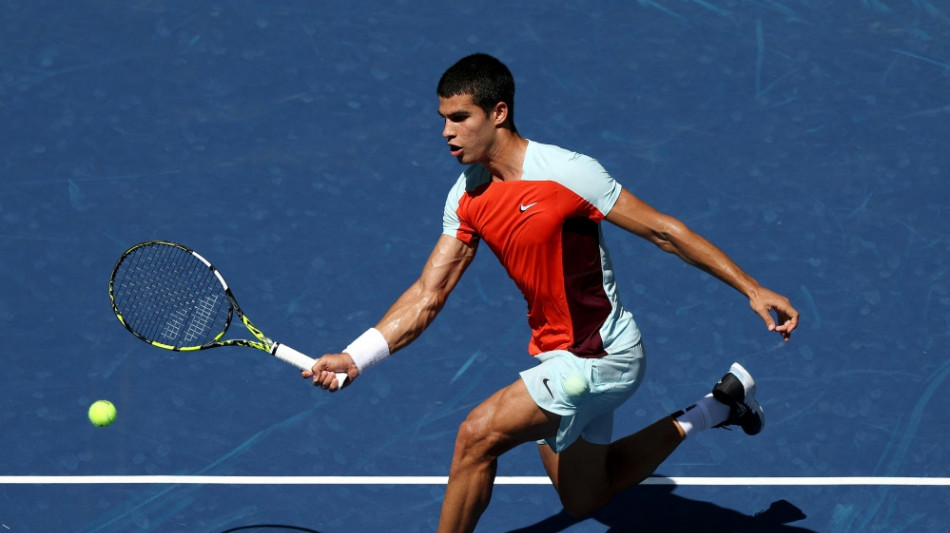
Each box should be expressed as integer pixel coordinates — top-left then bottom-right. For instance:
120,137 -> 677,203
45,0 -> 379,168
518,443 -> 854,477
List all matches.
524,141 -> 621,214
444,164 -> 490,216
524,141 -> 605,174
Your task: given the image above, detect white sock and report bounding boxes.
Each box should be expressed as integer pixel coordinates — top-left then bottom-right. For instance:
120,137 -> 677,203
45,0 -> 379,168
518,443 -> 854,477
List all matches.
674,394 -> 731,438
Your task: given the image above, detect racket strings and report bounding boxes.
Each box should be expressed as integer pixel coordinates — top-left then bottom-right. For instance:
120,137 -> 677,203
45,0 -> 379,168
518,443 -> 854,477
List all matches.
112,243 -> 231,349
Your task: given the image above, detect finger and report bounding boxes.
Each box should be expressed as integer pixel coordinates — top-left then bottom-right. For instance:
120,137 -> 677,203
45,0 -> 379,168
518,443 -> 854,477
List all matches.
308,359 -> 329,384
775,306 -> 799,326
775,315 -> 799,341
755,305 -> 777,331
776,314 -> 797,331
776,326 -> 792,341
775,319 -> 798,342
325,372 -> 340,393
311,367 -> 327,387
314,370 -> 335,391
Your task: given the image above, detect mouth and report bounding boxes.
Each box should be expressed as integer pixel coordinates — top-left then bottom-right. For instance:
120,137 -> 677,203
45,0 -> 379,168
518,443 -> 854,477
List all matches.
448,144 -> 462,157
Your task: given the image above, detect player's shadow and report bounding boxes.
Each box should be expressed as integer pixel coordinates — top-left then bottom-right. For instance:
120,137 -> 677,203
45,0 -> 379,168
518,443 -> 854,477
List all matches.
508,480 -> 817,533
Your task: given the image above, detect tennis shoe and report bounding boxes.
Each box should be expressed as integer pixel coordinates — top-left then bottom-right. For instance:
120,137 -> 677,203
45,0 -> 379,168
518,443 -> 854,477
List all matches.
712,362 -> 765,436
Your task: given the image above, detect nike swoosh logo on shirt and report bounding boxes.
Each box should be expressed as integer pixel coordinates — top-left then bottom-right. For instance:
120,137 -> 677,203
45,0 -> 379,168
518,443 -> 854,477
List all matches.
519,202 -> 538,213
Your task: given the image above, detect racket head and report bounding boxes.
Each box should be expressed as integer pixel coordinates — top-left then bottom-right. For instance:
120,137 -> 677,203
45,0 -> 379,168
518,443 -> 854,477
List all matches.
109,240 -> 234,351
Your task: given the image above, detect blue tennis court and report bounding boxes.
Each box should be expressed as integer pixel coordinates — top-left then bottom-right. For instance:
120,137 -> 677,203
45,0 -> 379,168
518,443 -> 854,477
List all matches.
1,1 -> 947,531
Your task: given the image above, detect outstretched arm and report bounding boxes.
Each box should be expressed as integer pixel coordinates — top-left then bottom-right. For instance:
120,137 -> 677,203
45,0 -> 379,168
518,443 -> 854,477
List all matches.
304,234 -> 477,389
376,234 -> 478,352
605,188 -> 799,340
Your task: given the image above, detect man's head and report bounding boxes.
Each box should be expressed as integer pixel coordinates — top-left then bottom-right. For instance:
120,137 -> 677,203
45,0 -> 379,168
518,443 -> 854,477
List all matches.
437,53 -> 517,133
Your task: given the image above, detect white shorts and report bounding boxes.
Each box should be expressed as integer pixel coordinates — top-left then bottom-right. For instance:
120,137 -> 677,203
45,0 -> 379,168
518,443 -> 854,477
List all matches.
519,342 -> 646,453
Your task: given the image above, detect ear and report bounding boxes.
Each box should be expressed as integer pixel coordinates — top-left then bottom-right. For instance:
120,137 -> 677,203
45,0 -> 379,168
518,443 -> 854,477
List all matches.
491,101 -> 509,127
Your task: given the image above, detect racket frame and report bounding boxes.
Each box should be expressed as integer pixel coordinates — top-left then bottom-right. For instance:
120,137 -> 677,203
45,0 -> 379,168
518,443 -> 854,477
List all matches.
109,240 -> 347,386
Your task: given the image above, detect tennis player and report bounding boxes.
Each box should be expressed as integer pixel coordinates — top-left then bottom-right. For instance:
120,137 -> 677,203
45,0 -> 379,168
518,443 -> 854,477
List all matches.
304,53 -> 799,532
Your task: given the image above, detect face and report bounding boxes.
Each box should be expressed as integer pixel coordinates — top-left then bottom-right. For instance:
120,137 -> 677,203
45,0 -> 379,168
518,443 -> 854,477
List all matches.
438,93 -> 503,165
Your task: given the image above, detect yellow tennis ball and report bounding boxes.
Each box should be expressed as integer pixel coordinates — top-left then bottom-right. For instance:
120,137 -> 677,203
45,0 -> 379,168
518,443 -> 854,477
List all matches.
88,400 -> 116,427
562,375 -> 588,398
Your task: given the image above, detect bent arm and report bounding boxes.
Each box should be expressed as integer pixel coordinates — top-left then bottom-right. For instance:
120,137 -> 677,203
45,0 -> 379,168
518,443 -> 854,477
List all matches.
606,189 -> 758,295
375,234 -> 477,353
605,188 -> 799,340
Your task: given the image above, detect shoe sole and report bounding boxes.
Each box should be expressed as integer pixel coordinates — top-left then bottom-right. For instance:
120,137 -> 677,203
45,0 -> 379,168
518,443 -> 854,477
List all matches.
713,362 -> 765,435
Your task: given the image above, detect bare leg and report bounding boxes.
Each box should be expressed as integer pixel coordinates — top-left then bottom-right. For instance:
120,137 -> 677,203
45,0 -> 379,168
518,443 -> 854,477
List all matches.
539,416 -> 686,516
438,379 -> 560,533
605,416 -> 686,492
438,378 -> 688,529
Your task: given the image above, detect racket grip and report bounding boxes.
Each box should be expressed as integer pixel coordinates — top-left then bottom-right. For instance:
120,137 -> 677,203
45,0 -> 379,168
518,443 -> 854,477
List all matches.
271,343 -> 348,388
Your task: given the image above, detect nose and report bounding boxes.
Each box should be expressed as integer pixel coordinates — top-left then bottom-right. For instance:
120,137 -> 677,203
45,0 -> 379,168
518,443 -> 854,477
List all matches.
442,118 -> 454,139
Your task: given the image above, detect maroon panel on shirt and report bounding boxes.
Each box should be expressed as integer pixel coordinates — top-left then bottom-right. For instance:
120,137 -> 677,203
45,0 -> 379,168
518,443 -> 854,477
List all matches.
561,217 -> 611,357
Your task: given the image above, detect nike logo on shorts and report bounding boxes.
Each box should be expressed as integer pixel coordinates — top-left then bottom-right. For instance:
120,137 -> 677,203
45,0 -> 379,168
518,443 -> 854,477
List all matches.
542,378 -> 554,398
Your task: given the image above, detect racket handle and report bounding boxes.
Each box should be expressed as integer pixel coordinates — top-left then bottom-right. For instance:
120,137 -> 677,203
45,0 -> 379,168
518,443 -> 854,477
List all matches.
271,343 -> 348,388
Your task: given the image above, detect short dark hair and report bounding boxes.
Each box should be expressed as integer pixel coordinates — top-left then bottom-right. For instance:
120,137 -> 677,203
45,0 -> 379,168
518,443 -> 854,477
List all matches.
437,53 -> 517,132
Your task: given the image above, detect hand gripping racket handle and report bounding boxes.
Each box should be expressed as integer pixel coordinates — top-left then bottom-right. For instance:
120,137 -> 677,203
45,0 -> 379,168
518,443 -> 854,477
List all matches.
271,343 -> 348,388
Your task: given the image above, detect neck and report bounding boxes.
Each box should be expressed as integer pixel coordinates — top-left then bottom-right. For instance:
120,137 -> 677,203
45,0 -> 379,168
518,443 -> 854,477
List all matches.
482,131 -> 528,182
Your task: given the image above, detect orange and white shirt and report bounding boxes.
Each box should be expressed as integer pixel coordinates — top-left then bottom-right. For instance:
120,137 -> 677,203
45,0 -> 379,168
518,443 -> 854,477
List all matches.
443,141 -> 640,358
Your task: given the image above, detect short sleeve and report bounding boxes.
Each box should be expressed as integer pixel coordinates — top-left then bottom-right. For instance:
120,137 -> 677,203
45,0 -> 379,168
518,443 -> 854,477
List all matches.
522,142 -> 622,217
442,171 -> 478,243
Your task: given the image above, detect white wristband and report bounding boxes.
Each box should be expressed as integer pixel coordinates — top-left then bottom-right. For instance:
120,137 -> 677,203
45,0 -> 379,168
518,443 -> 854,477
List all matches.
343,328 -> 391,373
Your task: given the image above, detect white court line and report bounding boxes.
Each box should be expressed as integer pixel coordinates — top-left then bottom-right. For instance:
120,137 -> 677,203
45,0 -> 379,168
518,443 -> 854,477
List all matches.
0,476 -> 948,486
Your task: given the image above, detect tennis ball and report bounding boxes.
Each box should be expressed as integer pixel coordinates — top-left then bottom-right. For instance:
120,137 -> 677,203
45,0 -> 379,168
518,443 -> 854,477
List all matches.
88,400 -> 116,427
562,375 -> 588,398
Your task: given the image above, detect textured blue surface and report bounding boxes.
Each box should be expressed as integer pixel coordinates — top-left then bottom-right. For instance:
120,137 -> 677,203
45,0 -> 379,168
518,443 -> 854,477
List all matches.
1,1 -> 948,531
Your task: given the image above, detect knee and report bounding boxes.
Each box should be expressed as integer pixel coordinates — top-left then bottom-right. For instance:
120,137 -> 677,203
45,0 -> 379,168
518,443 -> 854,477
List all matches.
453,415 -> 497,460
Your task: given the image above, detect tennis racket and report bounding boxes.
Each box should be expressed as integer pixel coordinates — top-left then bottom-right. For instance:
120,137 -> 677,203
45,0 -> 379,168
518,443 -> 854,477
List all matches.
109,240 -> 347,387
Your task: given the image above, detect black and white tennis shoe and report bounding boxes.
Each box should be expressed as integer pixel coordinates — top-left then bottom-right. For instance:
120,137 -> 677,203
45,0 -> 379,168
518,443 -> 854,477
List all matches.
712,362 -> 765,435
